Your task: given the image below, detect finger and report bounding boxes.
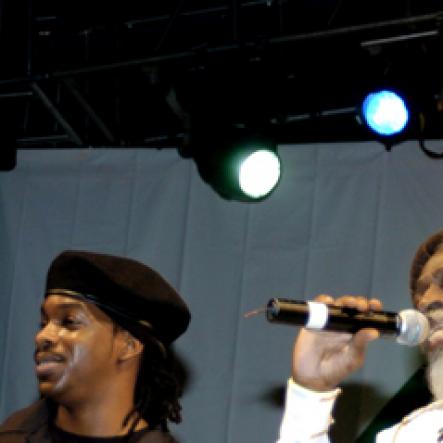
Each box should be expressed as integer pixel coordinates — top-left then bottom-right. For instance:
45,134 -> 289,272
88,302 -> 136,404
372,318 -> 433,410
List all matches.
353,296 -> 375,312
314,294 -> 335,304
368,298 -> 383,311
341,329 -> 379,373
335,295 -> 378,312
334,295 -> 366,310
352,328 -> 380,351
336,329 -> 378,373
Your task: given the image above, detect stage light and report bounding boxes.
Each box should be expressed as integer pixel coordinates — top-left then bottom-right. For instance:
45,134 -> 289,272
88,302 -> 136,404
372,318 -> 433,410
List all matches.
189,128 -> 281,202
362,90 -> 409,136
239,149 -> 280,199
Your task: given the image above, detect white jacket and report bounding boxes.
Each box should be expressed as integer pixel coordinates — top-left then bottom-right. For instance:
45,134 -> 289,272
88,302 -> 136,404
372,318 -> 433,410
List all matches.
277,379 -> 443,443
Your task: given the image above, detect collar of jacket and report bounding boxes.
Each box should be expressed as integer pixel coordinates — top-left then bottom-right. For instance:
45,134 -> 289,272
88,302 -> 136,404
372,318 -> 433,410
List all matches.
0,399 -> 51,442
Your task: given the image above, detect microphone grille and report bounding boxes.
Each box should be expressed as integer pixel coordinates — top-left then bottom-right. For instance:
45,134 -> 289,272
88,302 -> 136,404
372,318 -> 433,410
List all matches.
397,309 -> 430,346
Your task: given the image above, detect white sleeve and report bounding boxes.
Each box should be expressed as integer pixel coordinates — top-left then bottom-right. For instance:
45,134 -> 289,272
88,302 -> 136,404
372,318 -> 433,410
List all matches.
276,378 -> 341,443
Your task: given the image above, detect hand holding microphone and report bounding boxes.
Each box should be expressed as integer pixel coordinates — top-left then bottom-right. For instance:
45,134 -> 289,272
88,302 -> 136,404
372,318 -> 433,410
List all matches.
278,295 -> 429,392
267,297 -> 429,346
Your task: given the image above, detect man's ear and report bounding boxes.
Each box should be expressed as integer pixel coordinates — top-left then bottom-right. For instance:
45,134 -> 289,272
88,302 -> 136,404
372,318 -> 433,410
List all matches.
117,330 -> 144,362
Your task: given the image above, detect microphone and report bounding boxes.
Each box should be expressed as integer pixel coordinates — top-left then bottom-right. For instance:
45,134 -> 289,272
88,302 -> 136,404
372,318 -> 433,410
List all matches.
266,298 -> 430,346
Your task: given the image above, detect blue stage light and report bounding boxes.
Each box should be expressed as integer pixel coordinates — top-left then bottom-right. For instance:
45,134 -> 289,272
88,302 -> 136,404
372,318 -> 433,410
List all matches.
362,90 -> 409,136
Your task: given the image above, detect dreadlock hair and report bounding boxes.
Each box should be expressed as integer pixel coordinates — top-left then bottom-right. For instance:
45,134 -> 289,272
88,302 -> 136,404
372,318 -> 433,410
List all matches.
124,333 -> 182,433
410,228 -> 443,305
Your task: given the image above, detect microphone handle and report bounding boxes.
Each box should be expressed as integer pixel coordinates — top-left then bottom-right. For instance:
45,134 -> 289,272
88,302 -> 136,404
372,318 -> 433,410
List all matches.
266,298 -> 399,335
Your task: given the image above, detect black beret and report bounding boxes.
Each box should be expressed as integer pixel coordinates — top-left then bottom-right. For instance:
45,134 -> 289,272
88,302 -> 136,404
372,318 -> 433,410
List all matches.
45,250 -> 190,345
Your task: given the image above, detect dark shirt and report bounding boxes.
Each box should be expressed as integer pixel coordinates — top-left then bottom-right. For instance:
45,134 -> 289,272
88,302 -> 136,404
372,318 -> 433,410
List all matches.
50,425 -> 155,443
0,400 -> 178,443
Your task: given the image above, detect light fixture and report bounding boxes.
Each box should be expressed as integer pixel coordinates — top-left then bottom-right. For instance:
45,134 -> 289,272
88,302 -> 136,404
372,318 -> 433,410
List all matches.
361,90 -> 409,136
239,149 -> 280,200
188,124 -> 281,202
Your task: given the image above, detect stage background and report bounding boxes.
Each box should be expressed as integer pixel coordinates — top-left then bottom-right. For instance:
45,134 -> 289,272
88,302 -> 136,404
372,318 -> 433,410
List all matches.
0,142 -> 440,442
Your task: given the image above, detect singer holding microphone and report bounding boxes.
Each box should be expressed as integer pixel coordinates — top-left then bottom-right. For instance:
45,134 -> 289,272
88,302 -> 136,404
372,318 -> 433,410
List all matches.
275,228 -> 443,443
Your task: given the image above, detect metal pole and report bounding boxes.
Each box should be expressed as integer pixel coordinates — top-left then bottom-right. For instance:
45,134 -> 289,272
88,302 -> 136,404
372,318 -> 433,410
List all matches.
62,78 -> 116,143
30,82 -> 83,145
17,134 -> 70,144
0,12 -> 440,87
270,12 -> 441,44
0,91 -> 32,98
361,29 -> 439,47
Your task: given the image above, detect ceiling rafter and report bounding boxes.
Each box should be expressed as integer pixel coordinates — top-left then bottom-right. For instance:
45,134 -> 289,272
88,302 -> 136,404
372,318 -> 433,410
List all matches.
0,1 -> 443,149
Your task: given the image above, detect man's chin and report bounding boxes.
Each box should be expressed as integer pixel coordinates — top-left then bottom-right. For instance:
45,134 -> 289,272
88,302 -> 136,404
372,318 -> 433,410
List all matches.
37,378 -> 66,400
38,381 -> 57,397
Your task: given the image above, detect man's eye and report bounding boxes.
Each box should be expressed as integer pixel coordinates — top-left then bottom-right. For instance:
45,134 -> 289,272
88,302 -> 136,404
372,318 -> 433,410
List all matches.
415,279 -> 429,296
62,317 -> 81,328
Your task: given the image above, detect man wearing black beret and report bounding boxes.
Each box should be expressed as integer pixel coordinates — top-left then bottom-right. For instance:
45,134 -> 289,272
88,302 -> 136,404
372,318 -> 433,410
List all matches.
0,250 -> 191,442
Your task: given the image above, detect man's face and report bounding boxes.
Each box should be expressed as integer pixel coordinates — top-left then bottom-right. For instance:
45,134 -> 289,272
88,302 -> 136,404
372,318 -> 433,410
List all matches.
35,294 -> 120,404
414,250 -> 443,399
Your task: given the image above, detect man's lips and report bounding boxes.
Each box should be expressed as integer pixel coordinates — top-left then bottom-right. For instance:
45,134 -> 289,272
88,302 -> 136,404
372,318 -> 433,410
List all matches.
34,353 -> 65,378
34,352 -> 65,364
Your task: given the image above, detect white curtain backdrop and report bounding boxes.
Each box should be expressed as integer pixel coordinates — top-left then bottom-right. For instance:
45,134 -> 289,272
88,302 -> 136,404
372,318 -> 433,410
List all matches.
0,142 -> 441,443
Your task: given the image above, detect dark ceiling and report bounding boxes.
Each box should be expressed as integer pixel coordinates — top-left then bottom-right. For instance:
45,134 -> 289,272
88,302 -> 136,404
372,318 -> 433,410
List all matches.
1,0 -> 443,151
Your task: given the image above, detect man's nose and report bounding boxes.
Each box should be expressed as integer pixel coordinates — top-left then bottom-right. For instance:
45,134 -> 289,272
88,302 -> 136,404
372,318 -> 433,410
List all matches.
35,322 -> 59,350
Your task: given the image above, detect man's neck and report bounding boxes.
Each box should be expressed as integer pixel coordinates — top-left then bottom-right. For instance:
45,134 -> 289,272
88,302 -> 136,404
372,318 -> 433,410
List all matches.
55,400 -> 148,437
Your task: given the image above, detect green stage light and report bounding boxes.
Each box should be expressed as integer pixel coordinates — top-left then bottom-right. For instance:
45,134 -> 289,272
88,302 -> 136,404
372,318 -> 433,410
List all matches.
190,129 -> 281,202
239,149 -> 281,199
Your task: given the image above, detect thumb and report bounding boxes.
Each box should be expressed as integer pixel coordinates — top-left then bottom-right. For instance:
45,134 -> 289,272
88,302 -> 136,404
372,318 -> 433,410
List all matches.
352,328 -> 380,355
